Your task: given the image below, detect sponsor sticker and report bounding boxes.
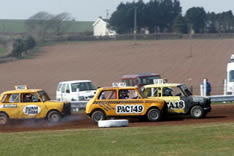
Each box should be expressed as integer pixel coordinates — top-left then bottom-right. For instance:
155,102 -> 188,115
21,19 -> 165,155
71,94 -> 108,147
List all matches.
167,100 -> 185,110
3,104 -> 17,108
116,104 -> 144,114
23,105 -> 41,115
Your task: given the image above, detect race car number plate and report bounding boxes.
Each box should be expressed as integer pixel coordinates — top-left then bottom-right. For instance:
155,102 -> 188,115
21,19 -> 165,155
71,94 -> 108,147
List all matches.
116,104 -> 144,114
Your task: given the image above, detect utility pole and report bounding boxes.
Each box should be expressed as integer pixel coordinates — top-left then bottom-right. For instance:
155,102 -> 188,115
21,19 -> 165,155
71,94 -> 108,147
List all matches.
133,1 -> 137,45
106,9 -> 109,19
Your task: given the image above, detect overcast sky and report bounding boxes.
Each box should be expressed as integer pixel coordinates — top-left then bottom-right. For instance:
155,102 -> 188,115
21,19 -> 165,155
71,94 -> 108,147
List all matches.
0,0 -> 234,21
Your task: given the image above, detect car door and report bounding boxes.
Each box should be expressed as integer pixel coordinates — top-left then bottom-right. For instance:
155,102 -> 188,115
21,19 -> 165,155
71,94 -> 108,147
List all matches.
95,90 -> 117,116
63,83 -> 71,102
115,89 -> 144,116
161,87 -> 185,113
18,92 -> 48,118
1,93 -> 20,118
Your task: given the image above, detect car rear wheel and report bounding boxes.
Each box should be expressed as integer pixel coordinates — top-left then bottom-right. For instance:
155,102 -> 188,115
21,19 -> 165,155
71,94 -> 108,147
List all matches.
147,108 -> 161,121
91,110 -> 106,124
0,113 -> 8,125
190,106 -> 204,118
48,111 -> 62,123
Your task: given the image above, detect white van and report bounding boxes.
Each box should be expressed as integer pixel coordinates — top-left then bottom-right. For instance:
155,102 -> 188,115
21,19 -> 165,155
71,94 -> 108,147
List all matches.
56,80 -> 97,102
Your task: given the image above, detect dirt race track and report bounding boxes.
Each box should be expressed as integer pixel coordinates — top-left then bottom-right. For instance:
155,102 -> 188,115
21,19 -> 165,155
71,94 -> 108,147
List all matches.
1,39 -> 234,132
1,39 -> 234,97
0,104 -> 234,133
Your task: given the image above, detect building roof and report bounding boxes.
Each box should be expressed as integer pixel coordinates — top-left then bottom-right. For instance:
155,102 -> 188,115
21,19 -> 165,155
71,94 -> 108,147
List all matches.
93,17 -> 109,27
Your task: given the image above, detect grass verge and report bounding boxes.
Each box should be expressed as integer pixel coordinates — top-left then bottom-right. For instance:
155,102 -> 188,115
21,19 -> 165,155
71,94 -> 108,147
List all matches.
0,122 -> 234,156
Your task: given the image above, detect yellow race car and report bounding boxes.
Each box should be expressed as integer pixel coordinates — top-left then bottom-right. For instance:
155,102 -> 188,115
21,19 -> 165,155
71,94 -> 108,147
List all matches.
142,83 -> 211,118
0,85 -> 71,125
86,85 -> 166,123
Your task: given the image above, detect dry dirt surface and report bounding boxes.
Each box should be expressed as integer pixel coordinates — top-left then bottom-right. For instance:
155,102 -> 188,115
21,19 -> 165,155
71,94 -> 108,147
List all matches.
0,40 -> 234,132
0,104 -> 234,132
0,40 -> 234,97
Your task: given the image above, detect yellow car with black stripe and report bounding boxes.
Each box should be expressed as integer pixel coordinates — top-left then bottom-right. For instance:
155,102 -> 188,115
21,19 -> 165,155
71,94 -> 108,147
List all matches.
142,83 -> 211,118
0,85 -> 71,125
85,86 -> 166,123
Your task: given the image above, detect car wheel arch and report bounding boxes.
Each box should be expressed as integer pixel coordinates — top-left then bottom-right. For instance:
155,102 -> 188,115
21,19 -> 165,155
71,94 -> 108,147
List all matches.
46,109 -> 62,118
146,106 -> 160,115
0,111 -> 9,118
90,108 -> 106,117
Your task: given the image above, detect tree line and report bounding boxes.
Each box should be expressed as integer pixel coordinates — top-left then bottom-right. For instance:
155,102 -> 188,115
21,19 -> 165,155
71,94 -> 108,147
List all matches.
109,0 -> 234,34
11,11 -> 73,58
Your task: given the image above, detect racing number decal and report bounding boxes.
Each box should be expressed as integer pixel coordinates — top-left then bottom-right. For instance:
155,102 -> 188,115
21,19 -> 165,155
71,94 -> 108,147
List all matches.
167,100 -> 185,109
23,105 -> 41,115
116,105 -> 144,114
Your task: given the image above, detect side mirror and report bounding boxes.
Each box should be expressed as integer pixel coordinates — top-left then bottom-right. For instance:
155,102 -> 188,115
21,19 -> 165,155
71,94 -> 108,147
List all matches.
66,89 -> 70,93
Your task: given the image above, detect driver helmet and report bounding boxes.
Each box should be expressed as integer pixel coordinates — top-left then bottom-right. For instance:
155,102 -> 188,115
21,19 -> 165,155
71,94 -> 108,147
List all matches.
163,87 -> 173,96
120,90 -> 129,98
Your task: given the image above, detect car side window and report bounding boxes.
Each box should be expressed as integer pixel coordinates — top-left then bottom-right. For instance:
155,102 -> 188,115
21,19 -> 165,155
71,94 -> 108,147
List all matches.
119,89 -> 139,99
98,90 -> 116,100
171,87 -> 184,96
21,93 -> 41,103
1,94 -> 19,103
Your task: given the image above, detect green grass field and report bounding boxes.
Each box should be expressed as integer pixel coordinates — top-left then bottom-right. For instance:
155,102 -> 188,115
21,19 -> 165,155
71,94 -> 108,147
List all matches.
0,19 -> 93,33
0,122 -> 234,156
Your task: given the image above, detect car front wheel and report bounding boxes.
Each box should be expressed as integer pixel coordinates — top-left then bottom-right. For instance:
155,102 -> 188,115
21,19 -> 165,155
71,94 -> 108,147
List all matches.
91,110 -> 106,124
190,106 -> 204,118
48,111 -> 62,123
147,108 -> 161,121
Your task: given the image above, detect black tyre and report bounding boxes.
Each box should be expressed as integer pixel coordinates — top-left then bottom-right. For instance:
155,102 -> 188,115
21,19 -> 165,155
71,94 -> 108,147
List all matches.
48,111 -> 62,123
91,110 -> 106,124
190,106 -> 204,118
147,108 -> 161,122
0,113 -> 8,125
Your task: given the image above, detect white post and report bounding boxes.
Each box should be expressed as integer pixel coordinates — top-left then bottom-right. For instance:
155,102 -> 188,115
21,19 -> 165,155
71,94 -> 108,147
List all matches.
224,79 -> 227,95
200,84 -> 204,96
77,88 -> 80,101
232,83 -> 234,95
203,79 -> 207,96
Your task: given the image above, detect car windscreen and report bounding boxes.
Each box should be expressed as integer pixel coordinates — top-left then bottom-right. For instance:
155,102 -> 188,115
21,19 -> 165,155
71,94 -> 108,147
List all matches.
71,82 -> 97,92
179,85 -> 192,96
38,91 -> 50,102
137,76 -> 161,85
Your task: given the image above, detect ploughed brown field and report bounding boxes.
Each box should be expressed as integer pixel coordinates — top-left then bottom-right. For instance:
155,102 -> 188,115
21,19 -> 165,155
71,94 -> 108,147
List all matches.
0,39 -> 234,132
0,39 -> 233,97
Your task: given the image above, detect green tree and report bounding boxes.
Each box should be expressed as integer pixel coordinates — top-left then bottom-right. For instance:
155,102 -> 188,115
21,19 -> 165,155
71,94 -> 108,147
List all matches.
173,15 -> 187,33
109,0 -> 182,34
25,11 -> 53,41
185,7 -> 207,33
50,12 -> 74,35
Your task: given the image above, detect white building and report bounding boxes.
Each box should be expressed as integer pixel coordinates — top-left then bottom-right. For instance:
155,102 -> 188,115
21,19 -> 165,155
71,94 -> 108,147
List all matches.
93,17 -> 116,37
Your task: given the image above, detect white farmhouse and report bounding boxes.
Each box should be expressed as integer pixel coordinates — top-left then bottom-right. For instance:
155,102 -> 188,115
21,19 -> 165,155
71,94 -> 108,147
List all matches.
93,17 -> 116,37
